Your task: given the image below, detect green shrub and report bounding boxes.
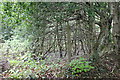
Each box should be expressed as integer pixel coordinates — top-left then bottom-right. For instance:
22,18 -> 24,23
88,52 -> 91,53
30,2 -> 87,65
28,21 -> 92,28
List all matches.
69,57 -> 94,75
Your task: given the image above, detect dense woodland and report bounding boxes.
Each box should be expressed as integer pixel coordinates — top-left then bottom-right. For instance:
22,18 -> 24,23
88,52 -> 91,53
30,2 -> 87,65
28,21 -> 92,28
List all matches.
0,2 -> 120,79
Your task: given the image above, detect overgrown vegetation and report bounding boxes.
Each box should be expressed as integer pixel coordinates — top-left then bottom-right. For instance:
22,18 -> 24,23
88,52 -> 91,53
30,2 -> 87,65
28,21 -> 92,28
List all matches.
69,57 -> 94,76
0,2 -> 120,79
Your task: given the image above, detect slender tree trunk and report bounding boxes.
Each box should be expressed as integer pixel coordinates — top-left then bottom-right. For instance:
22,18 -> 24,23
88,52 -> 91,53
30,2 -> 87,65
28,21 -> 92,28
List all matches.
112,2 -> 120,67
56,22 -> 63,58
66,22 -> 72,62
64,31 -> 67,57
0,53 -> 2,77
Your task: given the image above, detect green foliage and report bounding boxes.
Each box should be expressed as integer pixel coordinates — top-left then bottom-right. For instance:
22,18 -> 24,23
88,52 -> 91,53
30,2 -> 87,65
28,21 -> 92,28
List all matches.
69,57 -> 94,75
9,60 -> 21,66
6,53 -> 48,78
0,36 -> 30,59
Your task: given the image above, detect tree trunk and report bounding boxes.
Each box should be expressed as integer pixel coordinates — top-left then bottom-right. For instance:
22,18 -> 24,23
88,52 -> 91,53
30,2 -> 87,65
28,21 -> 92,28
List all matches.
112,2 -> 120,67
66,22 -> 72,62
56,22 -> 63,58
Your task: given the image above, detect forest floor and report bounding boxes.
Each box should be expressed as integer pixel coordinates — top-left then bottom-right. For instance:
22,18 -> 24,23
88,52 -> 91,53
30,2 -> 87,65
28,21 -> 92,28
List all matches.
1,51 -> 120,79
46,51 -> 120,79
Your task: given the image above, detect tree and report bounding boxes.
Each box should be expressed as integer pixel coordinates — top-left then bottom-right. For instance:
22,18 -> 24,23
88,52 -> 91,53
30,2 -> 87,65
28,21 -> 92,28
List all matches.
112,2 -> 120,67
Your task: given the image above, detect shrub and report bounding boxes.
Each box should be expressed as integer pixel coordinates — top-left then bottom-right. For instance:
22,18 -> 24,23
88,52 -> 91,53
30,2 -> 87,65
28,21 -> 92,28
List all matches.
69,57 -> 94,76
